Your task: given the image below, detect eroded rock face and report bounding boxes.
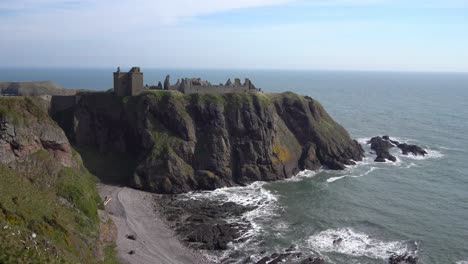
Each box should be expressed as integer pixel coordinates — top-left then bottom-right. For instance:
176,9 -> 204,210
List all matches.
0,97 -> 75,168
54,92 -> 364,194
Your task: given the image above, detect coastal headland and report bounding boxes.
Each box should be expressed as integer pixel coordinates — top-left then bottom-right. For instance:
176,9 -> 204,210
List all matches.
1,75 -> 371,263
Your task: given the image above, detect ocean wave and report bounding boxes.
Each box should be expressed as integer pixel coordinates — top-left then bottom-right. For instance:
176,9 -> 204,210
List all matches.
327,166 -> 378,183
307,228 -> 417,260
398,149 -> 444,160
456,260 -> 468,264
285,169 -> 320,182
186,181 -> 280,241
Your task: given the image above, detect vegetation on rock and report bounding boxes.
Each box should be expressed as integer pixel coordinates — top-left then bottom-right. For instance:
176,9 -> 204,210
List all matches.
56,90 -> 364,194
0,97 -> 118,264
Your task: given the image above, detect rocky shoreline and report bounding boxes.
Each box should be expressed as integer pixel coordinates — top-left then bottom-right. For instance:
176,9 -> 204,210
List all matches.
154,192 -> 326,264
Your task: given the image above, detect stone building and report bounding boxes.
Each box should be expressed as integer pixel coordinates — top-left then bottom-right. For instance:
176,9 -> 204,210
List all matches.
155,75 -> 260,94
113,67 -> 143,96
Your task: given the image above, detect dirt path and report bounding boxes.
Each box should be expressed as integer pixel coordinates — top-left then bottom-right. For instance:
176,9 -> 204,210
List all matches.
98,184 -> 209,264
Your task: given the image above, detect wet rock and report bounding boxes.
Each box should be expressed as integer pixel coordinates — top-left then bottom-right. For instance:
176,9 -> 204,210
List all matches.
368,136 -> 397,162
255,252 -> 323,264
397,143 -> 427,156
156,195 -> 253,250
389,253 -> 418,264
367,136 -> 428,162
333,237 -> 343,245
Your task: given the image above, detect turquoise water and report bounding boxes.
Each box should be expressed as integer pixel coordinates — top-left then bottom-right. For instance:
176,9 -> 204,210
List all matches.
2,69 -> 468,263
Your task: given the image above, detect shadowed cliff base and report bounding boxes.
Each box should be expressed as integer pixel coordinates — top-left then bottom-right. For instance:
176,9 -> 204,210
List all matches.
52,90 -> 364,194
74,145 -> 138,185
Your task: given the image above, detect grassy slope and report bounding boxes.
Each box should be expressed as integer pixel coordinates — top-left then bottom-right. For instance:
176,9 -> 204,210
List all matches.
0,97 -> 118,264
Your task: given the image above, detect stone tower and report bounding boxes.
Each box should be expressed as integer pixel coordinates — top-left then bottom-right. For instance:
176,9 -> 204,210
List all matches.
113,67 -> 143,96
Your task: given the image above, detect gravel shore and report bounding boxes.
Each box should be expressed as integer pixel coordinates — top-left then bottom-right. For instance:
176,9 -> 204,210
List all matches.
97,184 -> 209,264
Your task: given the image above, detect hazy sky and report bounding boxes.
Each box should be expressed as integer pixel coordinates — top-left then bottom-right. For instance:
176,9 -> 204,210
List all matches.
1,0 -> 468,71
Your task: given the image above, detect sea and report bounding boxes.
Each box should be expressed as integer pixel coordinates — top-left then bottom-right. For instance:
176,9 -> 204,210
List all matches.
1,68 -> 468,264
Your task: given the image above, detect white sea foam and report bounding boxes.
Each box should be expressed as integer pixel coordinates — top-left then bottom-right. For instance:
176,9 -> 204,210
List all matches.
398,149 -> 444,160
285,169 -> 320,182
186,181 -> 280,240
456,260 -> 468,264
307,228 -> 415,260
327,166 -> 378,183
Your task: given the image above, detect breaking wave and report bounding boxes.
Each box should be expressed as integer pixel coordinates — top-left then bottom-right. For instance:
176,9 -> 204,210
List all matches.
307,228 -> 418,260
186,181 -> 280,241
327,166 -> 378,183
285,169 -> 320,182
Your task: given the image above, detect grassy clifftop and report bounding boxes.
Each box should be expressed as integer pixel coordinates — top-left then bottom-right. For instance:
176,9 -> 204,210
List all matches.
0,81 -> 76,96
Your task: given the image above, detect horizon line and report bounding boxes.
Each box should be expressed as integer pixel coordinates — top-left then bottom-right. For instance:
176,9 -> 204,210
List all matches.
1,67 -> 468,75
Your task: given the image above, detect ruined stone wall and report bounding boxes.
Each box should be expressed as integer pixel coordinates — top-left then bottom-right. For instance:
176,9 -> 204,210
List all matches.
130,72 -> 143,95
114,73 -> 129,96
182,85 -> 251,94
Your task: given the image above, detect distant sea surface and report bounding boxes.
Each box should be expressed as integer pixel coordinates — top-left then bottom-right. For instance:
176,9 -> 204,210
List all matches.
2,68 -> 468,263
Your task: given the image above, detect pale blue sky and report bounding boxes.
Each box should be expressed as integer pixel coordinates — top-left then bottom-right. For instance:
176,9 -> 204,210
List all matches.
1,0 -> 468,72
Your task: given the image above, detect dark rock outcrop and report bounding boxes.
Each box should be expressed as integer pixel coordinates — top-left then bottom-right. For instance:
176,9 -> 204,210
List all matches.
53,91 -> 364,194
389,253 -> 418,264
397,143 -> 427,156
156,196 -> 252,250
367,136 -> 427,162
157,194 -> 325,263
368,136 -> 397,162
254,252 -> 324,264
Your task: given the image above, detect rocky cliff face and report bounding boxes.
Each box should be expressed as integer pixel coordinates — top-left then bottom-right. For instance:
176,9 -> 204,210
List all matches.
55,91 -> 364,194
0,97 -> 75,167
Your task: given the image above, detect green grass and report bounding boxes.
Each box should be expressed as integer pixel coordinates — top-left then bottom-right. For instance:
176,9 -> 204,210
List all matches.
0,96 -> 120,263
0,97 -> 52,126
98,244 -> 120,264
0,161 -> 101,263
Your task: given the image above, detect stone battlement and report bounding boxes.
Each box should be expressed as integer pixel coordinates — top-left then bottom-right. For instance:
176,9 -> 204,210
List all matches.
150,75 -> 260,94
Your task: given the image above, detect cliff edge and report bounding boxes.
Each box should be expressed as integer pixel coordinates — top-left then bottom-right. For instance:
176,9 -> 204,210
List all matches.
54,91 -> 364,194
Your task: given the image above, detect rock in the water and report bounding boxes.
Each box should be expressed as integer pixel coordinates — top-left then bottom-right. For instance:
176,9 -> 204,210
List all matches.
389,253 -> 418,264
367,136 -> 428,162
156,195 -> 252,250
254,251 -> 324,264
397,143 -> 427,156
368,136 -> 397,162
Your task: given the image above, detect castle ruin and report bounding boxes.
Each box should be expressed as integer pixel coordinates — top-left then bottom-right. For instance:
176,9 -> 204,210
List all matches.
153,75 -> 260,94
114,67 -> 260,96
113,67 -> 143,96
